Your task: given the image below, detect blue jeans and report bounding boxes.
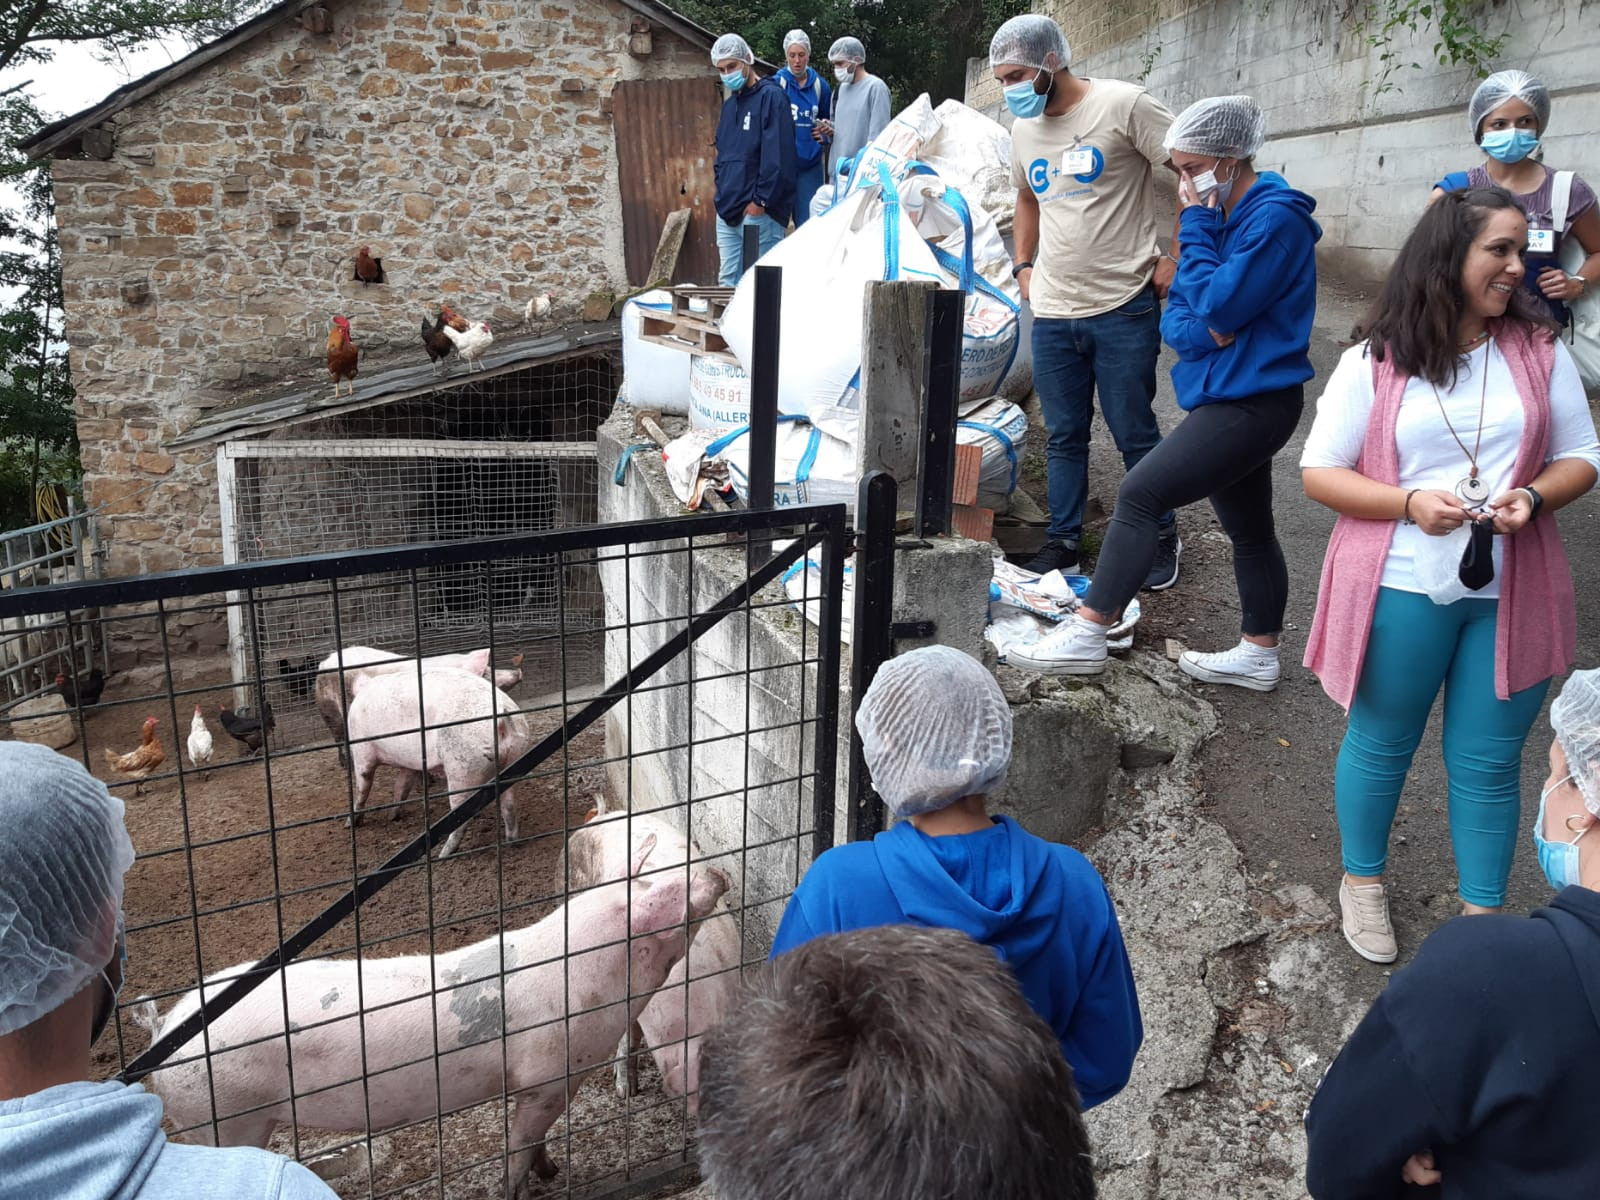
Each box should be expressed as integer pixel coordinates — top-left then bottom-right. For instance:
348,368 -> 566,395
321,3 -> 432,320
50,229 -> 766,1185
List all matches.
1031,288 -> 1171,544
793,161 -> 825,226
1335,587 -> 1550,907
716,214 -> 786,286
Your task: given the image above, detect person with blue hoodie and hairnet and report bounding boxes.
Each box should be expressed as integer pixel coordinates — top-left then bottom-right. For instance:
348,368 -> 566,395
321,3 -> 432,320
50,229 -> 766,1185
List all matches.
769,645 -> 1142,1108
710,32 -> 796,286
1013,96 -> 1320,692
0,743 -> 335,1200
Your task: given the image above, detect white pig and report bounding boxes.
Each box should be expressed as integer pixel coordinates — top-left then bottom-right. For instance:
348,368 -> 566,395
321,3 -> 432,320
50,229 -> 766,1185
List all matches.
134,838 -> 730,1196
315,645 -> 524,768
344,666 -> 531,857
560,798 -> 742,1115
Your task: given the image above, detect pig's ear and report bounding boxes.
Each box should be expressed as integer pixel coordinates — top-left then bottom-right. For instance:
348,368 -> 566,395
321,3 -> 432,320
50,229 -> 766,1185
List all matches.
582,806 -> 599,823
465,648 -> 491,676
511,652 -> 524,667
629,833 -> 659,877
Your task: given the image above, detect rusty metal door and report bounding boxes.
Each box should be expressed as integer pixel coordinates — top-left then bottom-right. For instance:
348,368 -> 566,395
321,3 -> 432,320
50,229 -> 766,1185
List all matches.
612,77 -> 723,287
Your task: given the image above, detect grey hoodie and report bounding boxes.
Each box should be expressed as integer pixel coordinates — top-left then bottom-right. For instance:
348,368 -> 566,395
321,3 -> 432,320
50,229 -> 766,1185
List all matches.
0,1080 -> 334,1200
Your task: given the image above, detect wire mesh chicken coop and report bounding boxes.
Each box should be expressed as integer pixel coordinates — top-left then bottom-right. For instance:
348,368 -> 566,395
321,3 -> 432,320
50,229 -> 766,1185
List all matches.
199,340 -> 621,748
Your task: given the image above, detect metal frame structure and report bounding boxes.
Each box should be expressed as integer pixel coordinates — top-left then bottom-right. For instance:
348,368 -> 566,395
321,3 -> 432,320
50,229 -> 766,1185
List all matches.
0,503 -> 846,1200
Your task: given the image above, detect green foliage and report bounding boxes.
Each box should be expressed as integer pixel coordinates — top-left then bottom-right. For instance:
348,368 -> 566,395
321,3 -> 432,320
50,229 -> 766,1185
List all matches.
0,1 -> 268,531
1358,0 -> 1510,95
674,0 -> 1031,109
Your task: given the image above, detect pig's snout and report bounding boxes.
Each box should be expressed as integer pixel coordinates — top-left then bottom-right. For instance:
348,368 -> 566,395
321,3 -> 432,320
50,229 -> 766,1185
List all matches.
689,867 -> 731,918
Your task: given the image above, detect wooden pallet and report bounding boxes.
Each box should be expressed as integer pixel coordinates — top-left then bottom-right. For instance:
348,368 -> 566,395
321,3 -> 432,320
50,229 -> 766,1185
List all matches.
638,285 -> 740,363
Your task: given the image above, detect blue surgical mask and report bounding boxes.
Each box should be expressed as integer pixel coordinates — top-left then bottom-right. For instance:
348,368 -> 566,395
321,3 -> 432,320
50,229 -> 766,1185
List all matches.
721,70 -> 746,92
1004,69 -> 1051,120
1481,128 -> 1540,164
1533,773 -> 1589,890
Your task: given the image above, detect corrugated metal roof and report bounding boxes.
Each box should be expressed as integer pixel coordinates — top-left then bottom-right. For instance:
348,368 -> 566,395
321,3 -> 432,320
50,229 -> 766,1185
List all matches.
168,322 -> 621,449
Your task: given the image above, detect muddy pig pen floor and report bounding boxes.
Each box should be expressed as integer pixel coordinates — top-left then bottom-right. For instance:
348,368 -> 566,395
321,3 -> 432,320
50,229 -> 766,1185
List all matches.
75,693 -> 719,1198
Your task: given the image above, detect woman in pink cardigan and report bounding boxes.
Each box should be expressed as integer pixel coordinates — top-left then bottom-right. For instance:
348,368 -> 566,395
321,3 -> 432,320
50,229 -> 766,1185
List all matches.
1301,187 -> 1599,964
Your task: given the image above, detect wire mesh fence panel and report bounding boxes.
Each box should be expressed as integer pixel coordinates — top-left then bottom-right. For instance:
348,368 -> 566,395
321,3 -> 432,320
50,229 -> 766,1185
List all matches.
212,352 -> 620,750
0,505 -> 105,710
0,504 -> 845,1200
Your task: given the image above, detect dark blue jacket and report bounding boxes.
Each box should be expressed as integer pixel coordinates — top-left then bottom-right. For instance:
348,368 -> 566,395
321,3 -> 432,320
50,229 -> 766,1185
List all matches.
769,815 -> 1142,1108
1161,172 -> 1321,409
713,76 -> 797,226
776,66 -> 831,169
1305,887 -> 1600,1199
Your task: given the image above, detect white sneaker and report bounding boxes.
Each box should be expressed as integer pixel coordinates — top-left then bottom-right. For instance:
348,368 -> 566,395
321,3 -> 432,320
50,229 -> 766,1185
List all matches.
1339,878 -> 1398,964
1179,640 -> 1281,692
1007,613 -> 1108,675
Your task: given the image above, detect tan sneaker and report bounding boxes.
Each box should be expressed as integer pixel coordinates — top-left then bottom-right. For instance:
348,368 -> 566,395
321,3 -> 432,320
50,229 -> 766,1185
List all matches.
1339,878 -> 1397,963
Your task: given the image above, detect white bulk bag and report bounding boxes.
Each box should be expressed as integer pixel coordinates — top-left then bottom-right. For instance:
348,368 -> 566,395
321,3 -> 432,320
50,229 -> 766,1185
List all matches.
621,290 -> 691,415
688,354 -> 752,430
957,397 -> 1028,510
706,416 -> 857,512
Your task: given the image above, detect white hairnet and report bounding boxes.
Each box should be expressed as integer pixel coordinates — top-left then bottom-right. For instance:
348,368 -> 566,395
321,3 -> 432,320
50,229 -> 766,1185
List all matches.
783,29 -> 810,52
0,743 -> 134,1037
828,36 -> 865,65
1469,70 -> 1551,139
856,646 -> 1012,819
1165,95 -> 1267,160
989,14 -> 1070,72
711,33 -> 753,66
1551,669 -> 1600,816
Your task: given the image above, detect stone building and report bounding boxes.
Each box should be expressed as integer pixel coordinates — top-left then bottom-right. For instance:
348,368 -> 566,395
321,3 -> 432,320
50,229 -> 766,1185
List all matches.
23,0 -> 736,677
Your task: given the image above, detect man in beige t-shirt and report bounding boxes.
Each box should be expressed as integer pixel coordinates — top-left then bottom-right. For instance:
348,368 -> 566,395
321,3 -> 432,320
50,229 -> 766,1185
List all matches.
991,14 -> 1180,587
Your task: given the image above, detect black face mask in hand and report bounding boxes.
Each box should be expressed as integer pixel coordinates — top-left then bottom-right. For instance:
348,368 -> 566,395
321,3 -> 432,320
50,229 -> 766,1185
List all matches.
1459,519 -> 1495,590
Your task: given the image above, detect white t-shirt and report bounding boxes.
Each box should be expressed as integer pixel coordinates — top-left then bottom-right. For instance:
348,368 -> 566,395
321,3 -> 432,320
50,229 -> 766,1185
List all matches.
1301,338 -> 1600,598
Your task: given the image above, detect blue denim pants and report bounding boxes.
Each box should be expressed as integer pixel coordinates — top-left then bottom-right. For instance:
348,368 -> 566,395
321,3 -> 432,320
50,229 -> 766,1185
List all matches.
1031,287 -> 1172,544
716,214 -> 786,286
793,161 -> 825,226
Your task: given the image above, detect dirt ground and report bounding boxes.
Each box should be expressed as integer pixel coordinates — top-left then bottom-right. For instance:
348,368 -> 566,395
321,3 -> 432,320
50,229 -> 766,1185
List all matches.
66,691 -> 707,1199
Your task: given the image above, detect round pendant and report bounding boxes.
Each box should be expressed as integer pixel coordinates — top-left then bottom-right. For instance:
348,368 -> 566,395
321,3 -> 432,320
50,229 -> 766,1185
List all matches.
1457,475 -> 1490,506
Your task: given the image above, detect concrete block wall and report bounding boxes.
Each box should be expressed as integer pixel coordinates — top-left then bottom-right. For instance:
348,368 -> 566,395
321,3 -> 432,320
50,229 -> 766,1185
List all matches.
967,0 -> 1600,279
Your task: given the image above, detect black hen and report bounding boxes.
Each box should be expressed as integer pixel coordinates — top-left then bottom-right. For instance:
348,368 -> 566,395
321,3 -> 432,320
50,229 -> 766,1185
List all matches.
420,314 -> 453,373
55,667 -> 106,708
277,655 -> 318,700
218,702 -> 275,756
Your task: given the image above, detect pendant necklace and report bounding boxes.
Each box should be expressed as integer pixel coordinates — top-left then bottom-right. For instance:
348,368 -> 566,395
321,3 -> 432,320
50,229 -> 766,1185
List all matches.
1431,338 -> 1491,508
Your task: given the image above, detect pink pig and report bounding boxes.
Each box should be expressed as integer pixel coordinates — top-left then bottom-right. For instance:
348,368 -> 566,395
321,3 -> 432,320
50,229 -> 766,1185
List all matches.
560,798 -> 742,1115
135,836 -> 730,1194
343,666 -> 531,857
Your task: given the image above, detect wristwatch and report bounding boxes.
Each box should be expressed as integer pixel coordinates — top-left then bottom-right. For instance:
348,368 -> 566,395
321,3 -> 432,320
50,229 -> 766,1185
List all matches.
1011,260 -> 1033,279
1520,486 -> 1544,519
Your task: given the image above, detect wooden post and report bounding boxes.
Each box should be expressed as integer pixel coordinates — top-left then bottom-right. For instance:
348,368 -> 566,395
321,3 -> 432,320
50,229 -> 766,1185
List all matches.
855,279 -> 938,507
644,208 -> 691,287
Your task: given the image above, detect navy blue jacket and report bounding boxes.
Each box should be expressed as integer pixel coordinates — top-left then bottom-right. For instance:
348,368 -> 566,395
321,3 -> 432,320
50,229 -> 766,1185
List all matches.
1161,172 -> 1321,409
713,76 -> 797,226
776,66 -> 831,169
1305,886 -> 1600,1198
770,816 -> 1142,1108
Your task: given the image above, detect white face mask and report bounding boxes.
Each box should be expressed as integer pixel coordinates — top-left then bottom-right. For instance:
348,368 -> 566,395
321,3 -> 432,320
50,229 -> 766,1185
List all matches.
834,66 -> 851,84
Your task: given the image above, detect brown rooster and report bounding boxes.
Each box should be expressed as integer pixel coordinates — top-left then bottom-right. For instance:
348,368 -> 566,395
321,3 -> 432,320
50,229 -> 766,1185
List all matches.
438,303 -> 470,333
353,246 -> 385,285
326,316 -> 359,398
104,716 -> 165,794
420,313 -> 454,375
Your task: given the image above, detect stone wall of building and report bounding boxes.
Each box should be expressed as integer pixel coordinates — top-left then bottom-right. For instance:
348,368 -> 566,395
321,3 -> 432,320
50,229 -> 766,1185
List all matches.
50,0 -> 709,591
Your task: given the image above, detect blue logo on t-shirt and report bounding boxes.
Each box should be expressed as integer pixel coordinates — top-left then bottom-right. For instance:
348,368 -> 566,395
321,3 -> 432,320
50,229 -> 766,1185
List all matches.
1027,157 -> 1051,195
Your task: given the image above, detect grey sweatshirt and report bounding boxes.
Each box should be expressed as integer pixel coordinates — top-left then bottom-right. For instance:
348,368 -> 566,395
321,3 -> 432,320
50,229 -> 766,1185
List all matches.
829,73 -> 892,174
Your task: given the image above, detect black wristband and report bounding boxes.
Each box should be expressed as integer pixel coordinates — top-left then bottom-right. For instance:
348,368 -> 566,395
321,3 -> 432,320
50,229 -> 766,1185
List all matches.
1011,260 -> 1033,278
1522,485 -> 1544,519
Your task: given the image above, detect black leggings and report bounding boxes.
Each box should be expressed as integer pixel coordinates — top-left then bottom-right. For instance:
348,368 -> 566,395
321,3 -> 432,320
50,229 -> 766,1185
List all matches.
1085,386 -> 1304,636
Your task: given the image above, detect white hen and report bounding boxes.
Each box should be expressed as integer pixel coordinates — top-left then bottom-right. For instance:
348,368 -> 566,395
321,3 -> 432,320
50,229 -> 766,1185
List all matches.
523,292 -> 554,323
186,704 -> 214,771
442,320 -> 493,371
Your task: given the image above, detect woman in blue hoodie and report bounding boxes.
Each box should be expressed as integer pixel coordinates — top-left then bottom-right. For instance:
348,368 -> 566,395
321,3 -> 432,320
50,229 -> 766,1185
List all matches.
1010,96 -> 1320,690
776,29 -> 831,226
769,645 -> 1142,1109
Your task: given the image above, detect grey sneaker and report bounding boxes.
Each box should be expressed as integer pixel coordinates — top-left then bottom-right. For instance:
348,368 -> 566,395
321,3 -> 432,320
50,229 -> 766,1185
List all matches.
1021,539 -> 1080,576
1143,528 -> 1182,591
1179,641 -> 1281,692
1006,613 -> 1108,675
1339,878 -> 1397,963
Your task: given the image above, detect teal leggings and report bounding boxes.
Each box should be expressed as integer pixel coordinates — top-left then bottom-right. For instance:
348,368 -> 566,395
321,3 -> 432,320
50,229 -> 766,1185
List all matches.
1335,587 -> 1549,907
